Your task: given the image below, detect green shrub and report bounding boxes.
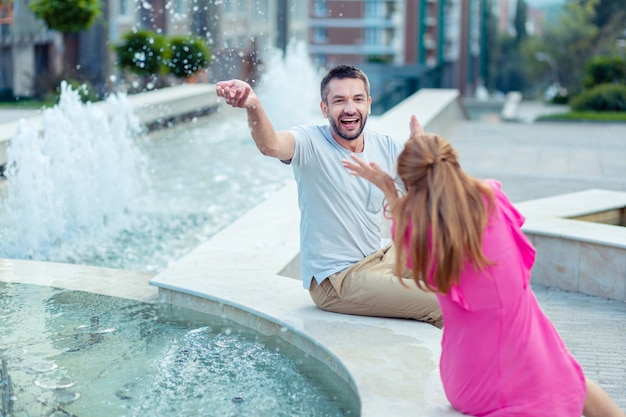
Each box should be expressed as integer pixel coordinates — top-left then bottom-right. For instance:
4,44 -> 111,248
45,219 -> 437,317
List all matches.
165,36 -> 210,78
115,30 -> 168,77
42,80 -> 98,106
30,0 -> 100,33
583,56 -> 626,89
551,90 -> 570,104
570,83 -> 626,112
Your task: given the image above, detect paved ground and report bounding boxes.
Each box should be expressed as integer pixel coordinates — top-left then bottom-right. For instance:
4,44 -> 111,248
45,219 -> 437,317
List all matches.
443,101 -> 626,409
2,101 -> 625,410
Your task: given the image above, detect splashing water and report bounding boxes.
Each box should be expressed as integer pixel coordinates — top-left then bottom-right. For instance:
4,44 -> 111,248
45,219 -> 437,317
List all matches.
0,42 -> 326,272
256,40 -> 326,129
0,82 -> 144,260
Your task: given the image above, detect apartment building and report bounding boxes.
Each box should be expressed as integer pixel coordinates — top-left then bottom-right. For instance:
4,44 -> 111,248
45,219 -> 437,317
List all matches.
1,0 -> 485,103
307,0 -> 488,106
0,0 -> 307,99
0,0 -> 59,98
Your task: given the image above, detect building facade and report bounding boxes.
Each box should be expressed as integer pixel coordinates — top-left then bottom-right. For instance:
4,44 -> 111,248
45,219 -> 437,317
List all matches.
1,0 -> 486,104
0,0 -> 308,99
0,0 -> 59,98
306,0 -> 488,107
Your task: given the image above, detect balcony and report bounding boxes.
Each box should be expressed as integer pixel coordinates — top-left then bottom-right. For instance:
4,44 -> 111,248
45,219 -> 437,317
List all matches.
0,2 -> 12,24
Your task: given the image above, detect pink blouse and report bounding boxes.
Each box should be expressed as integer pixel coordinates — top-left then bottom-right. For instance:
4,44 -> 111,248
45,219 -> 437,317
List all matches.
399,180 -> 586,416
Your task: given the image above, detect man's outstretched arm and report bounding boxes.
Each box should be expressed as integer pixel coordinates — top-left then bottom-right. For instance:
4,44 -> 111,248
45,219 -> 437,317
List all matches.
216,79 -> 295,161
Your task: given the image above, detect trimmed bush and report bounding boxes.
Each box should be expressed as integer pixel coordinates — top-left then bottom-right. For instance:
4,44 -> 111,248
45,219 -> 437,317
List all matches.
165,36 -> 210,78
115,30 -> 168,77
583,56 -> 626,89
570,83 -> 626,112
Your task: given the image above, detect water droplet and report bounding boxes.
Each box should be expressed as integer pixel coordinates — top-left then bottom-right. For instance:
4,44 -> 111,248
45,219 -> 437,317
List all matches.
26,362 -> 58,373
35,376 -> 76,389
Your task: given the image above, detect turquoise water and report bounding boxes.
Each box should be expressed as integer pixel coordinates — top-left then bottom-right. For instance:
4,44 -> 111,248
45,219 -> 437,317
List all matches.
0,45 -> 322,275
0,282 -> 359,416
0,108 -> 293,274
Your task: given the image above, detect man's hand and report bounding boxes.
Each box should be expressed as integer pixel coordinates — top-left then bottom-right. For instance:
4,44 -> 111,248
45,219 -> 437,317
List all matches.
216,80 -> 258,109
409,114 -> 424,137
342,154 -> 398,206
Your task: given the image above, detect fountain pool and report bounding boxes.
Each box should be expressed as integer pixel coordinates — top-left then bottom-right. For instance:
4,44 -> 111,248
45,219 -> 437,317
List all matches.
0,281 -> 358,416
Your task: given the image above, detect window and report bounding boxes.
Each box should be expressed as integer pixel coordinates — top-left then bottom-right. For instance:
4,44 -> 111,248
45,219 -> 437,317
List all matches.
174,0 -> 184,14
313,28 -> 327,43
364,28 -> 381,46
119,0 -> 130,16
313,0 -> 327,17
364,1 -> 384,19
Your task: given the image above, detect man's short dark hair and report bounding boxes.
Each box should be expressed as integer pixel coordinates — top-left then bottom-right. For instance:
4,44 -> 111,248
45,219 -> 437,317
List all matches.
320,65 -> 370,103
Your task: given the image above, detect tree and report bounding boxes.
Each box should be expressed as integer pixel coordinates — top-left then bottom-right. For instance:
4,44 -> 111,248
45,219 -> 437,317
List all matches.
530,0 -> 599,95
494,34 -> 527,92
591,0 -> 626,56
29,0 -> 100,33
514,0 -> 528,43
483,0 -> 500,92
592,0 -> 625,30
492,0 -> 529,93
29,0 -> 101,81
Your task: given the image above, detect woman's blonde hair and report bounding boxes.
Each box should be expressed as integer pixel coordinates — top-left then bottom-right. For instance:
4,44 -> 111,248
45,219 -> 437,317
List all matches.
392,133 -> 495,294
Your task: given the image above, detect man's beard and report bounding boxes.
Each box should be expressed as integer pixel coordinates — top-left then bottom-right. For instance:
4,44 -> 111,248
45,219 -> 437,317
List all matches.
328,114 -> 368,141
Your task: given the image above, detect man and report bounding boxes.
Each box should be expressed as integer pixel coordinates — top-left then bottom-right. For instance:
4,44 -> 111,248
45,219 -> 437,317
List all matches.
216,65 -> 442,328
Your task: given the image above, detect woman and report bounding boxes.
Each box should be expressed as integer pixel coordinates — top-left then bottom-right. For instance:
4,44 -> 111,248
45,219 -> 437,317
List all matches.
342,116 -> 625,417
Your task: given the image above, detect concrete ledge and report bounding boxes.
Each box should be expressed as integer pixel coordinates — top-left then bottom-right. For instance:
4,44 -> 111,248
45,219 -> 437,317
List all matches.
125,83 -> 219,128
368,88 -> 468,140
0,258 -> 157,303
517,189 -> 626,301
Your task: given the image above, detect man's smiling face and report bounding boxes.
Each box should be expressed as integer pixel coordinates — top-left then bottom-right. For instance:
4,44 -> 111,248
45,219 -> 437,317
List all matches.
321,78 -> 372,142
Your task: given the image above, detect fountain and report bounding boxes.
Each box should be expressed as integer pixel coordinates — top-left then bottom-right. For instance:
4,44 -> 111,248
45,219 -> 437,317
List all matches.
0,82 -> 143,263
0,44 -> 364,416
0,42 -> 322,272
0,41 -> 468,416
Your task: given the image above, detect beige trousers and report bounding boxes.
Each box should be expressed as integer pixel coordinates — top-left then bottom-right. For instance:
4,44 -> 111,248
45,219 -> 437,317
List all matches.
309,245 -> 443,328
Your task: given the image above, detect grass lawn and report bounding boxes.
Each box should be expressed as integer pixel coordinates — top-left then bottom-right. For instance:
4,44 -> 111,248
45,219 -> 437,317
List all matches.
0,99 -> 49,109
537,110 -> 626,122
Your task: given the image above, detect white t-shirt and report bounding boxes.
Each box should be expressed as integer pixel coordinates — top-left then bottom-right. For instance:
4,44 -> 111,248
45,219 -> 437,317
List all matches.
287,124 -> 404,289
